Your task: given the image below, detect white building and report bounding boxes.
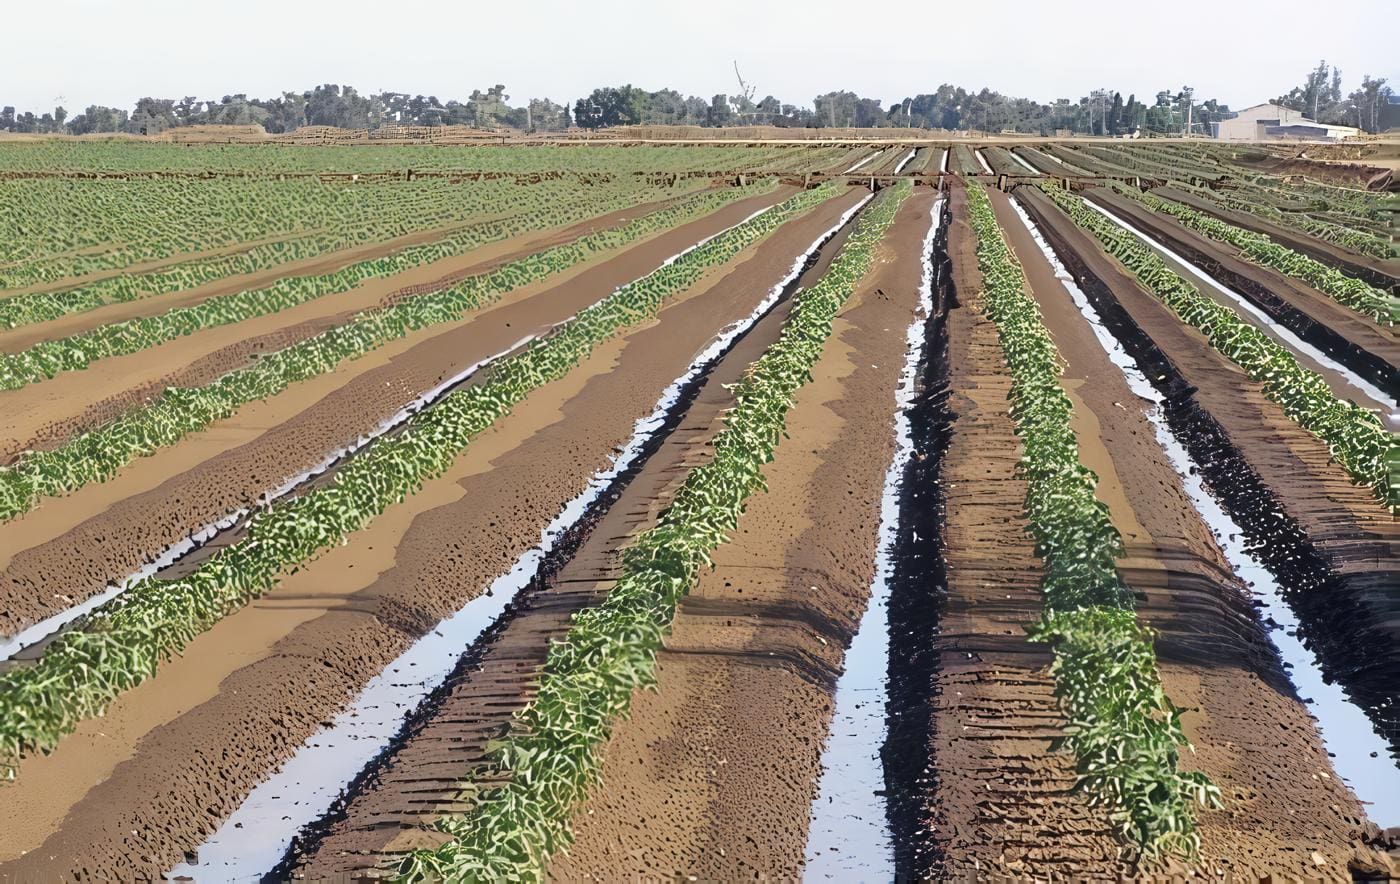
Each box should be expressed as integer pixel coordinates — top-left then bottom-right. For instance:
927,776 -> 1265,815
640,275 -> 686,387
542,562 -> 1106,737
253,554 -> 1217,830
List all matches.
1212,103 -> 1361,141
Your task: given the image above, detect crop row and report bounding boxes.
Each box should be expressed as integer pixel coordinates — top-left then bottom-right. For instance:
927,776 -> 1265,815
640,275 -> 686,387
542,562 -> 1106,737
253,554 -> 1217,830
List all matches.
0,184 -> 768,522
1,176 -> 685,321
0,182 -> 841,782
2,175 -> 556,284
0,142 -> 799,176
395,180 -> 912,883
1041,183 -> 1398,511
963,181 -> 1219,860
0,179 -> 762,390
1117,187 -> 1397,324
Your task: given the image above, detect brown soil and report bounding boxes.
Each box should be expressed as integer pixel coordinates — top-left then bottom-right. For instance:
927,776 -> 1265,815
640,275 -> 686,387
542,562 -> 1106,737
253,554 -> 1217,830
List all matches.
551,191 -> 936,880
1019,184 -> 1398,581
0,189 -> 739,461
1153,185 -> 1400,289
281,187 -> 896,880
0,213 -> 522,348
1087,188 -> 1398,405
0,187 -> 797,637
917,182 -> 1125,877
1240,155 -> 1393,191
989,186 -> 1388,877
0,187 -> 866,881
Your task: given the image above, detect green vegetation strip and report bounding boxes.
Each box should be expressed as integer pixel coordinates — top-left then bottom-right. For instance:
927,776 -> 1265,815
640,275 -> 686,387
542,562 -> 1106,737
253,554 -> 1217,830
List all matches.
0,185 -> 768,522
0,183 -> 838,782
965,182 -> 1219,860
1042,182 -> 1398,512
0,181 -> 736,390
0,178 -> 683,328
395,182 -> 911,882
1117,187 -> 1396,324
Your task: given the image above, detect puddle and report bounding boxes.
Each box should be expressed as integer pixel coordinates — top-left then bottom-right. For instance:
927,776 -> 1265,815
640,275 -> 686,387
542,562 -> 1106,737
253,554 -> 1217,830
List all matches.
805,198 -> 941,880
1011,199 -> 1400,828
167,195 -> 872,882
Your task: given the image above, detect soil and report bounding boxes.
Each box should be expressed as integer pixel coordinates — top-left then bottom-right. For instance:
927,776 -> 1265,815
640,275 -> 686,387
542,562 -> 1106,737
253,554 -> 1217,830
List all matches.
552,192 -> 936,880
0,187 -> 867,881
1153,184 -> 1400,291
1087,188 -> 1398,404
912,182 -> 1126,877
0,188 -> 756,462
0,187 -> 797,637
1018,183 -> 1400,830
988,185 -> 1389,877
278,187 -> 907,880
1236,155 -> 1393,191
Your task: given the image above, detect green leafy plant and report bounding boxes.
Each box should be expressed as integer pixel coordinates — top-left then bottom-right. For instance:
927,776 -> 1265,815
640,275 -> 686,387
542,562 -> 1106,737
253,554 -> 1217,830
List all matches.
1041,181 -> 1398,512
0,183 -> 840,783
1116,186 -> 1396,324
0,184 -> 770,521
0,178 -> 755,389
964,181 -> 1220,861
395,182 -> 913,883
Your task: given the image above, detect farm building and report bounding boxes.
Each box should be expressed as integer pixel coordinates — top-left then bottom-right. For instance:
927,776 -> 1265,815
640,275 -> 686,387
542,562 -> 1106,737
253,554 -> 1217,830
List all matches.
1212,103 -> 1360,141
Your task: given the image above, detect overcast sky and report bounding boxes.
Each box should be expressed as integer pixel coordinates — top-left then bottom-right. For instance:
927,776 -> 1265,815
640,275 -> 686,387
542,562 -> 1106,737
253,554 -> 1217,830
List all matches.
4,0 -> 1395,113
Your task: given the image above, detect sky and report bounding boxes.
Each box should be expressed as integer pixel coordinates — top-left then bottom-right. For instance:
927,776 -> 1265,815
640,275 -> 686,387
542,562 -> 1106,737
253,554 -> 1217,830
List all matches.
3,0 -> 1396,114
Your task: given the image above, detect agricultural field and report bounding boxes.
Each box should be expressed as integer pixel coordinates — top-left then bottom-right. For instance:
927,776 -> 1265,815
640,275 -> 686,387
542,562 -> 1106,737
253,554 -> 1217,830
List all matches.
0,136 -> 1396,881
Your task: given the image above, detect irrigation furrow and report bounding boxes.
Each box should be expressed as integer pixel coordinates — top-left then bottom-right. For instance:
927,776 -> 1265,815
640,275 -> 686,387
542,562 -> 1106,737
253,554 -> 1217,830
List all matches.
1084,198 -> 1398,424
1006,149 -> 1041,176
844,149 -> 885,174
275,188 -> 883,881
1084,189 -> 1399,398
1007,196 -> 1400,826
0,184 -> 846,788
0,187 -> 793,642
164,190 -> 879,881
0,198 -> 787,662
804,196 -> 941,877
1015,183 -> 1400,775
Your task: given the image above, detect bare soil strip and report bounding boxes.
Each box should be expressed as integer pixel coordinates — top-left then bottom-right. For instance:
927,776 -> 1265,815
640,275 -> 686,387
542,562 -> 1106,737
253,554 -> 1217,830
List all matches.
551,192 -> 936,881
1087,188 -> 1398,398
0,188 -> 797,638
0,188 -> 773,460
908,184 -> 1125,878
0,188 -> 864,881
1153,185 -> 1400,292
989,186 -> 1390,877
1018,184 -> 1400,802
278,188 -> 883,881
0,211 -> 518,348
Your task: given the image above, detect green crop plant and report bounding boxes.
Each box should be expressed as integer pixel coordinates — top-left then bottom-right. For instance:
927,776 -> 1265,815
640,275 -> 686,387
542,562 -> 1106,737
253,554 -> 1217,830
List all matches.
0,177 -> 766,390
0,184 -> 771,521
1042,182 -> 1398,512
1114,186 -> 1397,324
394,182 -> 913,883
0,183 -> 840,783
964,181 -> 1220,861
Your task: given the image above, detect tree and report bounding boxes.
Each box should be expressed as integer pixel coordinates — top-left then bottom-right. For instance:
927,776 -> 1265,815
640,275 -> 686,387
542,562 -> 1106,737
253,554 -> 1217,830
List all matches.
1348,75 -> 1392,133
571,86 -> 643,129
1107,91 -> 1124,135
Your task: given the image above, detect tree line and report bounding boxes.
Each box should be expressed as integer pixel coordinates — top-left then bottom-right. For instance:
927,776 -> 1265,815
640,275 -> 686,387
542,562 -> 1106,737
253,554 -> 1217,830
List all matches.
1,66 -> 1392,137
1273,60 -> 1394,133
